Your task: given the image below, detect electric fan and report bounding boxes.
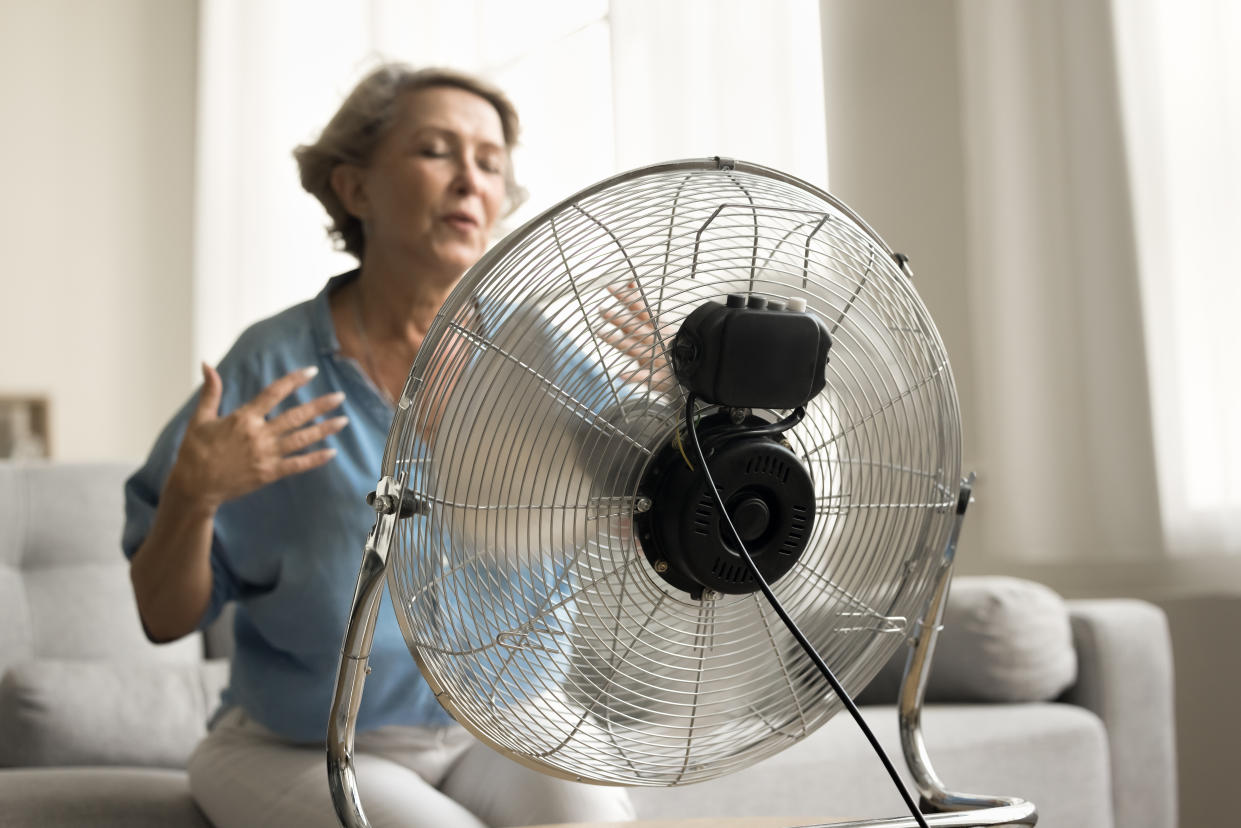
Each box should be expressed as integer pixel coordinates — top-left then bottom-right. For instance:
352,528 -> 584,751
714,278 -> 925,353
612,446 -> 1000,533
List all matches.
327,158 -> 1036,828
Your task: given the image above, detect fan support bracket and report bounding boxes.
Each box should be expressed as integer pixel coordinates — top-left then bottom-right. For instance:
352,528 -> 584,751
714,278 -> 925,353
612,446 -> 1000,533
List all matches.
327,476 -> 402,828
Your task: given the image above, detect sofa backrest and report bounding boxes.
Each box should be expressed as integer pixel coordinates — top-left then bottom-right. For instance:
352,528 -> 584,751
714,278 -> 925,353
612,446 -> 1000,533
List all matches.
0,461 -> 203,671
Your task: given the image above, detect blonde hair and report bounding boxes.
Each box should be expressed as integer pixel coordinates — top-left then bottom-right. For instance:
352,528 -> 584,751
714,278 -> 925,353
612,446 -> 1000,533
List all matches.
294,63 -> 524,260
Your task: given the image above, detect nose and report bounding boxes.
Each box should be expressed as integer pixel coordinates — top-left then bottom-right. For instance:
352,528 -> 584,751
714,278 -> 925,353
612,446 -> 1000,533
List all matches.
451,156 -> 482,196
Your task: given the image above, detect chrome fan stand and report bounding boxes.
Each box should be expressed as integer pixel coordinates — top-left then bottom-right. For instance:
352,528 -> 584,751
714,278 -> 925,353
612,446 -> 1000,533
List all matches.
800,473 -> 1037,828
326,474 -> 1036,828
327,476 -> 401,828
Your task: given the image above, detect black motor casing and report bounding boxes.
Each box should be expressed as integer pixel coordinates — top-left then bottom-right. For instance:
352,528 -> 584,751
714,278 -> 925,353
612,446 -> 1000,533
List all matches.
635,415 -> 815,599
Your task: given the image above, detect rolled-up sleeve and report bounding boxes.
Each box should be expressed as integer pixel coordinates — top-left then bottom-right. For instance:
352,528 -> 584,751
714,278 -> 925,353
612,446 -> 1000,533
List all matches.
121,389 -> 240,632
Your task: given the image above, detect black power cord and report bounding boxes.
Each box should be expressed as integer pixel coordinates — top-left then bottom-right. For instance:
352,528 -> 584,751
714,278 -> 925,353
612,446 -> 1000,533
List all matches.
695,407 -> 807,458
683,392 -> 930,828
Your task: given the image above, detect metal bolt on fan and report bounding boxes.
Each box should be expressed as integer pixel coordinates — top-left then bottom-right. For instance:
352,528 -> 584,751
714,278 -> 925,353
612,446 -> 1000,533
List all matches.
328,158 -> 1037,827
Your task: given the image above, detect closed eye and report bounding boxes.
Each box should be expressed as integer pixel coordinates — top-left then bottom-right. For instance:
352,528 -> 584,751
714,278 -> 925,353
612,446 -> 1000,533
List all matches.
477,153 -> 505,175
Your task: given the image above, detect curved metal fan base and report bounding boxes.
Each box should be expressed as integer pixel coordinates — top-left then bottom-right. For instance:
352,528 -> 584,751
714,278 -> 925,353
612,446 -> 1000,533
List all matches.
873,476 -> 1036,828
799,804 -> 1036,828
796,474 -> 1034,828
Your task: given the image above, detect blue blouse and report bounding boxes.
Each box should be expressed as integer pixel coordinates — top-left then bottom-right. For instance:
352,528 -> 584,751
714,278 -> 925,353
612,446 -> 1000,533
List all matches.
123,271 -> 457,742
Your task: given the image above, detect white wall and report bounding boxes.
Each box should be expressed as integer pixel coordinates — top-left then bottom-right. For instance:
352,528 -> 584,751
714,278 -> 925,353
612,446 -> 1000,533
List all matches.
0,0 -> 198,462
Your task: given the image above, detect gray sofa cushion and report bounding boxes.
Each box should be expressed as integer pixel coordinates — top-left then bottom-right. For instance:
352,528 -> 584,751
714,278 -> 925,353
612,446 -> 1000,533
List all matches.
0,659 -> 229,768
860,576 -> 1077,703
0,767 -> 211,828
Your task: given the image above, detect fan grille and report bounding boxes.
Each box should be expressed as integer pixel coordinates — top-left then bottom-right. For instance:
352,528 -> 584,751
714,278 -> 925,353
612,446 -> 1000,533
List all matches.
380,160 -> 960,786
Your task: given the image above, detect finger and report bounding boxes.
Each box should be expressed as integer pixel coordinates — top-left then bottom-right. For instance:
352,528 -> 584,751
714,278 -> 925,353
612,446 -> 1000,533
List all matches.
607,281 -> 649,313
277,416 -> 349,454
275,446 -> 338,478
601,298 -> 673,342
600,307 -> 655,346
267,391 -> 346,434
605,283 -> 651,320
191,363 -> 224,424
600,326 -> 653,361
245,365 -> 320,417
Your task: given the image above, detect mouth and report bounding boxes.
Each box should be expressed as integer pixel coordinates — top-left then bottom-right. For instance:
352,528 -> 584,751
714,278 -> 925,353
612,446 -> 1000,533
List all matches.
443,212 -> 480,233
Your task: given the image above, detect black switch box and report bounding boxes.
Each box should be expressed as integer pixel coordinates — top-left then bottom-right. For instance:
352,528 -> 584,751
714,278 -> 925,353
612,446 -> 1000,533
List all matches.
671,297 -> 831,409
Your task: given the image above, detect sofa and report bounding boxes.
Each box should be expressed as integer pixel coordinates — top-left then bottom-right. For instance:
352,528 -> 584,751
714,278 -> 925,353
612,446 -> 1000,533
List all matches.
0,461 -> 1177,827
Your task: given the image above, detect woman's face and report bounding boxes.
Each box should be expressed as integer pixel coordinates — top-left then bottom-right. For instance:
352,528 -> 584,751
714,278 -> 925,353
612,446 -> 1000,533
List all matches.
353,85 -> 508,278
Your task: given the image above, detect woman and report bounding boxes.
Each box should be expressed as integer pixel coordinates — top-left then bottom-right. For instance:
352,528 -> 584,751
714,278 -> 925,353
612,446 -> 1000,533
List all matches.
124,64 -> 637,828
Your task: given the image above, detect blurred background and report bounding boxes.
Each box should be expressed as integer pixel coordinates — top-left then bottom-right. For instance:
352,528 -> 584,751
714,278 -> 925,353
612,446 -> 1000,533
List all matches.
1,1 -> 1238,823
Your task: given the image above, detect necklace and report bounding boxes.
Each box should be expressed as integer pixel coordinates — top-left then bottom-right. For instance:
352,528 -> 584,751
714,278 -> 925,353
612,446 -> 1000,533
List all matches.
352,282 -> 397,406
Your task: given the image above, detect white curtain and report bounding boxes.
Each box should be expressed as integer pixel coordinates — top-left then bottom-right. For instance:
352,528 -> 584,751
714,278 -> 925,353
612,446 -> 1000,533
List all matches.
193,0 -> 825,368
955,0 -> 1166,565
608,0 -> 827,185
1111,0 -> 1241,557
818,0 -> 1240,574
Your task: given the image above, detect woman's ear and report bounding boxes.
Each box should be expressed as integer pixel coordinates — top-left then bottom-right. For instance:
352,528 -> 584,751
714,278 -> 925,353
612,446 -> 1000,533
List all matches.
330,164 -> 369,220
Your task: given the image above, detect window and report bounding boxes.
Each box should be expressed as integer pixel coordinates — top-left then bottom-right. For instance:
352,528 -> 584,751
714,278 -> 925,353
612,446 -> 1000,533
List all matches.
1113,0 -> 1241,554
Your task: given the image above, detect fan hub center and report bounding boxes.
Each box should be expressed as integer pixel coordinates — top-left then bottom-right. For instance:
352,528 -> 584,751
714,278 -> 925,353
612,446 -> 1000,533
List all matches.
729,496 -> 771,544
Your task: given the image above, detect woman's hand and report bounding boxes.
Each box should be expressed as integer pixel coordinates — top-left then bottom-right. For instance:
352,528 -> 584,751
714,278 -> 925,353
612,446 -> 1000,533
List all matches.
600,281 -> 676,394
166,363 -> 349,509
130,363 -> 346,643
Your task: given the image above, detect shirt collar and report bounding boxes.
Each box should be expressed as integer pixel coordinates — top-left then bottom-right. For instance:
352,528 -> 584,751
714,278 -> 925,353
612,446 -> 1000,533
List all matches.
311,269 -> 360,357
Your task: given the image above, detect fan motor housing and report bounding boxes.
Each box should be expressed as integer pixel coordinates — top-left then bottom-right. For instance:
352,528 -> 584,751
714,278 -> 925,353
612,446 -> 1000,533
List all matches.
635,414 -> 815,599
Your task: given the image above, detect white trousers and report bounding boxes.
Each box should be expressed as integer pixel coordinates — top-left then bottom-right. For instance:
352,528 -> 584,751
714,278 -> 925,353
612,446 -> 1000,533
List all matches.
188,708 -> 636,828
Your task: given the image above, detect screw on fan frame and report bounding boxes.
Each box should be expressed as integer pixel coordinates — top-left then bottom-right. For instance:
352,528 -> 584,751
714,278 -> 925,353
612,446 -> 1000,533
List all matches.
325,157 -> 1037,828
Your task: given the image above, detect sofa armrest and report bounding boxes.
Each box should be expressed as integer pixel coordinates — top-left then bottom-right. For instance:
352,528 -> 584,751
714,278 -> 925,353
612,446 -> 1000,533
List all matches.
1063,599 -> 1177,828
